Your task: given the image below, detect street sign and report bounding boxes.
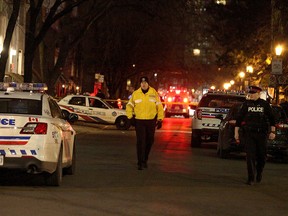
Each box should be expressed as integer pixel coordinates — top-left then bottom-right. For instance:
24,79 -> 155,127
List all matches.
272,58 -> 282,74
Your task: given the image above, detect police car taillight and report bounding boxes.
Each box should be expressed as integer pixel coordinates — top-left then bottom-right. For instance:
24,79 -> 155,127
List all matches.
275,123 -> 288,129
20,123 -> 47,134
196,109 -> 202,120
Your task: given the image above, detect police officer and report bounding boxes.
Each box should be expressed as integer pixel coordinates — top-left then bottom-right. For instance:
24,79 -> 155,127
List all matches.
126,76 -> 164,170
234,86 -> 276,185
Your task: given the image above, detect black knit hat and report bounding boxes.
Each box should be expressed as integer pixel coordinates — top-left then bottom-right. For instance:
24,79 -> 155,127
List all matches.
248,86 -> 262,93
140,76 -> 149,83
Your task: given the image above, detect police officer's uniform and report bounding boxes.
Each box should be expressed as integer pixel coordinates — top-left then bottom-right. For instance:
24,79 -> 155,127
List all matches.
126,77 -> 164,170
235,86 -> 275,185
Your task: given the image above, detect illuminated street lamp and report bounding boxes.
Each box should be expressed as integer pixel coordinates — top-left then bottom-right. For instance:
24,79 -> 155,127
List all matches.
223,83 -> 231,90
275,45 -> 283,56
272,44 -> 284,104
246,65 -> 253,86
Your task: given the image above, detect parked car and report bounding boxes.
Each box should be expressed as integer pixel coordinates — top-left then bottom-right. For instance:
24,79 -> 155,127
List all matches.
217,103 -> 288,162
191,90 -> 246,148
58,95 -> 130,130
0,83 -> 78,186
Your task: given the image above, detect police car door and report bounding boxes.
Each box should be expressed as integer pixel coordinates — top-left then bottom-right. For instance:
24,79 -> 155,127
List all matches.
88,97 -> 115,124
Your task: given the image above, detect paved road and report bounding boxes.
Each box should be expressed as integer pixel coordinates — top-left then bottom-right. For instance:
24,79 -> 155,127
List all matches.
0,118 -> 288,216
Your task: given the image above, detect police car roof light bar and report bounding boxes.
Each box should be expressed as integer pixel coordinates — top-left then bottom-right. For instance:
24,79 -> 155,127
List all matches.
0,82 -> 48,92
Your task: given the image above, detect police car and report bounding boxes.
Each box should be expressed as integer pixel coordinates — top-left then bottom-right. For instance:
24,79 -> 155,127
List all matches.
0,83 -> 78,186
58,95 -> 130,130
191,90 -> 246,148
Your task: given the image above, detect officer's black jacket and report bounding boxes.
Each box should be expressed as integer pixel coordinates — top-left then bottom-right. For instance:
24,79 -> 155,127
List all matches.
235,98 -> 275,129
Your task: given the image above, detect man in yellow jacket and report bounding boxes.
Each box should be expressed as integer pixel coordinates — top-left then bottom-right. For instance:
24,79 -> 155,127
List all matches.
126,76 -> 164,170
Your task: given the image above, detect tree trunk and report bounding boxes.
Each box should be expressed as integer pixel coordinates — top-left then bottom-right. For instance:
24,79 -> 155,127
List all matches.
0,0 -> 21,81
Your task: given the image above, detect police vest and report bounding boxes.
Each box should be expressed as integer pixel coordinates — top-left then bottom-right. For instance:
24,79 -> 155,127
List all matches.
243,100 -> 269,129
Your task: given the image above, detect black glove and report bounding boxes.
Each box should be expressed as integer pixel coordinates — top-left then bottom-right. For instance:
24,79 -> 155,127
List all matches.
129,117 -> 136,126
156,120 -> 162,129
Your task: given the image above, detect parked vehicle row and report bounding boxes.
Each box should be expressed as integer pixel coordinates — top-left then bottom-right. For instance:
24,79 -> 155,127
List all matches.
217,103 -> 288,162
191,89 -> 288,162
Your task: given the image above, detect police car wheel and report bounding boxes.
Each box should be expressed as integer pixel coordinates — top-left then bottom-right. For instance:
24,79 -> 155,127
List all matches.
116,116 -> 130,130
64,142 -> 76,175
45,146 -> 63,186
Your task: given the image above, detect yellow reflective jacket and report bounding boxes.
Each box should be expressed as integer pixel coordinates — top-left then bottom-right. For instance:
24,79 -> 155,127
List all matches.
126,86 -> 164,120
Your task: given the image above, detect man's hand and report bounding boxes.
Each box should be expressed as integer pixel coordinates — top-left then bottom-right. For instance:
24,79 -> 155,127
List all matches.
234,127 -> 240,144
156,120 -> 162,129
268,131 -> 276,140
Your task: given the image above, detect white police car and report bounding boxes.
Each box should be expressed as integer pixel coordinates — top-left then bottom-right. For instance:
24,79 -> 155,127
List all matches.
0,83 -> 78,186
191,90 -> 246,148
58,95 -> 130,130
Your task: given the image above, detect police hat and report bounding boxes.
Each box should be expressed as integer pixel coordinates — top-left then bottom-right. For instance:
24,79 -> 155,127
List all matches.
140,76 -> 149,84
248,85 -> 262,93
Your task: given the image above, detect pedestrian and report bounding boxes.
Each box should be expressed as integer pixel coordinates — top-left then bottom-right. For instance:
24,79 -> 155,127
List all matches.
234,86 -> 276,185
126,76 -> 164,170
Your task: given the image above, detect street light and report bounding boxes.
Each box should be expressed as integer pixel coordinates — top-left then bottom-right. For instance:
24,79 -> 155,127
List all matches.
246,65 -> 253,86
272,44 -> 283,104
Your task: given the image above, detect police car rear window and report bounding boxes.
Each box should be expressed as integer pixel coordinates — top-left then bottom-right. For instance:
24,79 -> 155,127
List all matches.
0,98 -> 42,115
199,95 -> 245,108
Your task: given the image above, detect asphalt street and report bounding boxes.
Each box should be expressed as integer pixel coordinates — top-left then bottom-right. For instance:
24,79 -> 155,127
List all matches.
0,118 -> 288,216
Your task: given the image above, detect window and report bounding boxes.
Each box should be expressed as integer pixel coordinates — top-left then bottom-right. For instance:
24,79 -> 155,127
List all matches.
199,95 -> 245,108
0,98 -> 42,115
69,97 -> 86,106
89,98 -> 107,109
49,98 -> 63,118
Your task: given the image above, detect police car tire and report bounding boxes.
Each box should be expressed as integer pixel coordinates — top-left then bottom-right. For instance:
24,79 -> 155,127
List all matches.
64,142 -> 76,175
116,116 -> 130,130
46,146 -> 63,186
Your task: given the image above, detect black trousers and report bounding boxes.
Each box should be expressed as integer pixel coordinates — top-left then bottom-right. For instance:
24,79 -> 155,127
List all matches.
242,131 -> 267,181
135,119 -> 156,165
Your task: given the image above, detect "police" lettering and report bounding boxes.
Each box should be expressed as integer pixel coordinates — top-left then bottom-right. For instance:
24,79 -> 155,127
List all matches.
0,118 -> 15,125
248,107 -> 264,112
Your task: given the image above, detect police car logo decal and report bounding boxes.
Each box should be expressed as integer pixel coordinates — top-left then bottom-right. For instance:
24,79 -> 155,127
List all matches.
112,111 -> 117,117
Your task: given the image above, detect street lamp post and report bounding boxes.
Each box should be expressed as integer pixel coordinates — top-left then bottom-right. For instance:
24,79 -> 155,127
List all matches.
272,44 -> 283,104
246,65 -> 253,86
238,71 -> 245,90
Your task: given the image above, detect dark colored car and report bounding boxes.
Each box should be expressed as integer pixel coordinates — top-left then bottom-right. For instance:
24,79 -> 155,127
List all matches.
217,104 -> 288,162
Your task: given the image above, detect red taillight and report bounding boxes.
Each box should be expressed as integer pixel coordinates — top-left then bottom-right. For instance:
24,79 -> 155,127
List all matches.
20,123 -> 48,134
275,123 -> 288,129
196,109 -> 202,120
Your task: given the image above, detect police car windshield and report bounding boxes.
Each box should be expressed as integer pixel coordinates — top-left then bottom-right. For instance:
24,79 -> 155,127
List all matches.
199,95 -> 246,108
0,98 -> 42,115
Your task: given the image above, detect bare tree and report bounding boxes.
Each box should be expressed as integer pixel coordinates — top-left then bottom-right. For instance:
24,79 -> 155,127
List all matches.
24,0 -> 89,83
0,0 -> 21,81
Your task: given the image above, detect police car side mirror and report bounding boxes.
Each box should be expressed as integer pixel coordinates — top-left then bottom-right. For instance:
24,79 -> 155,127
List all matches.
61,110 -> 78,123
68,113 -> 78,123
